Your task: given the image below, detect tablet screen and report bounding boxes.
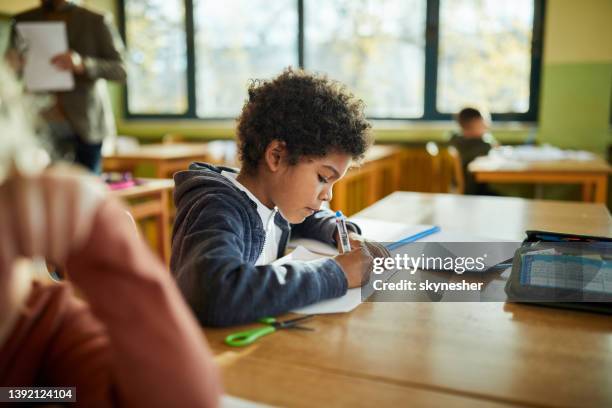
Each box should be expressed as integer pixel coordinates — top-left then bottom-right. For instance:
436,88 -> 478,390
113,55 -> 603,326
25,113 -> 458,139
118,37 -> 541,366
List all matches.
520,254 -> 612,295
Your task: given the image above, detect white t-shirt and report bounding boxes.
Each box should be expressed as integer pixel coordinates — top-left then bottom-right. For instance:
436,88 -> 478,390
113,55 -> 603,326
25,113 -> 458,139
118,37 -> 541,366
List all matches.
221,171 -> 282,266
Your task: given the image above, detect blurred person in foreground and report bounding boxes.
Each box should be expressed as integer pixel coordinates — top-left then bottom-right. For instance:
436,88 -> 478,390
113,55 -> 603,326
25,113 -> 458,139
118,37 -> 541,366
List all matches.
0,62 -> 221,407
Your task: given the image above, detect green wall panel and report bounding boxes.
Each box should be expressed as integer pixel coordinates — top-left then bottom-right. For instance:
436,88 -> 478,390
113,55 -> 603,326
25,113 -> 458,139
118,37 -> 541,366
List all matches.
538,62 -> 612,154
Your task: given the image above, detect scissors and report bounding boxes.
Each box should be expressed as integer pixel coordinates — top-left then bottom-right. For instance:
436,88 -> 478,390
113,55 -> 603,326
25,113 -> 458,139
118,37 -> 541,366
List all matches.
224,315 -> 315,347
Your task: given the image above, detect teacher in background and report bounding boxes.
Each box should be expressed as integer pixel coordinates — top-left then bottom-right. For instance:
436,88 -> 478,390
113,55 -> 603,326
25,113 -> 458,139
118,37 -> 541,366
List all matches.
6,0 -> 126,174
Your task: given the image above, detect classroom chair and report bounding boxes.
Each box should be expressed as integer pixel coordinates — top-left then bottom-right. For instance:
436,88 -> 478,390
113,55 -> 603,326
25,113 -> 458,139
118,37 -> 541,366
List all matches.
447,145 -> 465,194
425,142 -> 464,195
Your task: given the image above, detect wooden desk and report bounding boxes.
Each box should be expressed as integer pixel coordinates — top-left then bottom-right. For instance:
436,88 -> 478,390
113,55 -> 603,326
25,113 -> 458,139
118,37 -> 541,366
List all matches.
469,156 -> 611,203
110,179 -> 174,263
205,192 -> 612,407
103,142 -> 233,178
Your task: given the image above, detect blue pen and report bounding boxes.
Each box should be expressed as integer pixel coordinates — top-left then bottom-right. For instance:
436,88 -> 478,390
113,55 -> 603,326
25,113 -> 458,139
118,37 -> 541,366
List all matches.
335,211 -> 351,253
385,226 -> 441,251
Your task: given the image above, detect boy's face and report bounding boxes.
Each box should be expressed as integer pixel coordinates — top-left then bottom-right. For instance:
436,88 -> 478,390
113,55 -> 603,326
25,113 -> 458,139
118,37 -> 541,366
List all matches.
271,152 -> 352,224
462,118 -> 488,138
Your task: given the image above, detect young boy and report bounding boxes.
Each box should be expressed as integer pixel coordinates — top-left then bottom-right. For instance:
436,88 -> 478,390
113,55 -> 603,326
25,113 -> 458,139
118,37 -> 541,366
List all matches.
171,68 -> 379,327
449,107 -> 497,195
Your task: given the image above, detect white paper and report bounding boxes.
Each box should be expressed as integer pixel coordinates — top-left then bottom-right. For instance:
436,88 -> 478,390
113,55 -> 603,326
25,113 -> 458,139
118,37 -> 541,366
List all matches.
16,22 -> 74,92
272,246 -> 323,264
293,285 -> 363,314
287,238 -> 337,256
273,246 -> 397,314
486,145 -> 595,163
282,220 -> 441,314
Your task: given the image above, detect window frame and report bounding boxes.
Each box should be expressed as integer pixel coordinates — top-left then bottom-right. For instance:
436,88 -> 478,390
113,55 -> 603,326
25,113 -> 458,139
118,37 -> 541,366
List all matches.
117,0 -> 545,122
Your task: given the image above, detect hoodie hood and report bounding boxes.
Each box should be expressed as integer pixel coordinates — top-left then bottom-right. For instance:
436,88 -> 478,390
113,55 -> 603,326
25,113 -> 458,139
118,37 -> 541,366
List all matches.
173,162 -> 291,232
173,162 -> 256,211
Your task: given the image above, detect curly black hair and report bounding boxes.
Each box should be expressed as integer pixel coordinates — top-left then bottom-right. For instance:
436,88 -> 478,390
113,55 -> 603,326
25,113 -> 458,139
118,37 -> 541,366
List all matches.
236,67 -> 372,173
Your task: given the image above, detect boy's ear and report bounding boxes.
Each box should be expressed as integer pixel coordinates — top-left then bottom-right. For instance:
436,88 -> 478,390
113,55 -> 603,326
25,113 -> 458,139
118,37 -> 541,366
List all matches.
264,140 -> 287,172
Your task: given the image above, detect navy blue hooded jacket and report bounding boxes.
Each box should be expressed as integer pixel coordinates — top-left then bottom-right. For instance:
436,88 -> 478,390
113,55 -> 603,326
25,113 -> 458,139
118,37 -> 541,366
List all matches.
170,163 -> 360,326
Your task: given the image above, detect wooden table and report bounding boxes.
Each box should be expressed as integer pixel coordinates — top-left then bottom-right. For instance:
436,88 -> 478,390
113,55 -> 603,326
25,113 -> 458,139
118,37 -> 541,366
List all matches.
469,156 -> 611,203
103,141 -> 234,178
205,192 -> 612,407
110,179 -> 174,263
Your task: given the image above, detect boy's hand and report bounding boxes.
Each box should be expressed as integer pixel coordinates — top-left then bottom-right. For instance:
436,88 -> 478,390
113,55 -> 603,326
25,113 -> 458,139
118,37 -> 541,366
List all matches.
362,240 -> 391,260
333,246 -> 373,288
334,231 -> 366,252
335,231 -> 390,258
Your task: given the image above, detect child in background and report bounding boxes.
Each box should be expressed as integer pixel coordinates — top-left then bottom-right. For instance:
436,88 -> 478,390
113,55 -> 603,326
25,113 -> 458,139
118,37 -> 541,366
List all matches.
449,107 -> 498,195
0,63 -> 221,407
171,68 -> 386,327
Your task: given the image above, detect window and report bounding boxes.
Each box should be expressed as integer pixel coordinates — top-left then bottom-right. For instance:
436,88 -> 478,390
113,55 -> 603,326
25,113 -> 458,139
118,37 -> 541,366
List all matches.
194,0 -> 298,118
124,0 -> 188,114
119,0 -> 543,121
437,0 -> 535,114
304,0 -> 426,118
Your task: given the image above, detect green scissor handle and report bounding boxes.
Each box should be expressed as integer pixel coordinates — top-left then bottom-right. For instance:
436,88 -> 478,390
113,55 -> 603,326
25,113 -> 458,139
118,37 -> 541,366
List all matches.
225,325 -> 276,347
